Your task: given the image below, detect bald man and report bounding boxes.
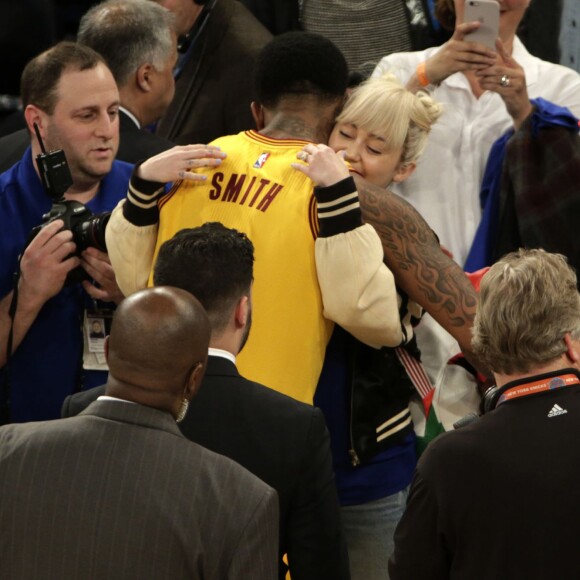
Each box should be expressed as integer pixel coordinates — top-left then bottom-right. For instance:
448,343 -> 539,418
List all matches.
0,287 -> 279,580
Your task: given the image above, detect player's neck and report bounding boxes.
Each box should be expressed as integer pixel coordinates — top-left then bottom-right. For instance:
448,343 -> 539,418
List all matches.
259,96 -> 340,143
260,111 -> 334,143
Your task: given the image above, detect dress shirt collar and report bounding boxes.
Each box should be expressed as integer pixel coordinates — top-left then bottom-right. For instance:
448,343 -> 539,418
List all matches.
208,347 -> 236,365
97,395 -> 138,405
119,106 -> 140,129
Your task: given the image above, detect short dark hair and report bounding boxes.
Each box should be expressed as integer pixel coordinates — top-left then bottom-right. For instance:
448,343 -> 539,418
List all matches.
153,223 -> 254,334
255,31 -> 348,108
20,41 -> 105,113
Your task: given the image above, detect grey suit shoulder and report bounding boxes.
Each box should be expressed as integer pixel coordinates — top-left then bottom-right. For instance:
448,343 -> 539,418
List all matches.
62,358 -> 350,579
0,400 -> 278,580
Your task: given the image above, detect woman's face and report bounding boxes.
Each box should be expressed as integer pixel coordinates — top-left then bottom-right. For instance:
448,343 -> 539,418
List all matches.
329,122 -> 411,188
454,0 -> 530,41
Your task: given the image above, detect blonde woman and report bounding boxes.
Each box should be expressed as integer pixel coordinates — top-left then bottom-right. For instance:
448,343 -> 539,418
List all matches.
294,73 -> 442,580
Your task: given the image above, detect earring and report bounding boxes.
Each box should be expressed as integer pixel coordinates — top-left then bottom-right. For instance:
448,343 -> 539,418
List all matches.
176,398 -> 189,423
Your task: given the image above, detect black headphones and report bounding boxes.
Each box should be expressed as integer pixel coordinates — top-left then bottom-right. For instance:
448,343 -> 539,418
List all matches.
452,383 -> 512,429
480,384 -> 505,414
450,384 -> 501,430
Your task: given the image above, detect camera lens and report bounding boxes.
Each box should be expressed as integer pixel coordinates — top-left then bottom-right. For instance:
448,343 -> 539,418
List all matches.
74,212 -> 111,252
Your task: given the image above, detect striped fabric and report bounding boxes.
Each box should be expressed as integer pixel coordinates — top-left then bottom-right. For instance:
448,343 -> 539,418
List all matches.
317,191 -> 360,220
395,345 -> 435,415
0,401 -> 279,580
376,407 -> 413,443
396,347 -> 433,402
314,176 -> 363,237
301,0 -> 413,74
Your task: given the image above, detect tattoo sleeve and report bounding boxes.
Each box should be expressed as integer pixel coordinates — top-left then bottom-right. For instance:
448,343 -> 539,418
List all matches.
355,176 -> 484,373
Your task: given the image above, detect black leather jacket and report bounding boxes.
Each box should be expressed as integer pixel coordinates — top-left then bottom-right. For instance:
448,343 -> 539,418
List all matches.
348,333 -> 419,465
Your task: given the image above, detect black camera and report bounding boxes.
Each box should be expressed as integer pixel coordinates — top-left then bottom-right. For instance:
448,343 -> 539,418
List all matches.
30,200 -> 111,253
27,124 -> 111,284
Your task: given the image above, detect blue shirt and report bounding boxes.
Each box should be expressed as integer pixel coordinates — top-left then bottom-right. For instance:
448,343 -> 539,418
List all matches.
0,148 -> 133,422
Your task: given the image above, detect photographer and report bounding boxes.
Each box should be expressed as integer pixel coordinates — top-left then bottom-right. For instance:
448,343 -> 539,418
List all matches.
0,42 -> 133,424
0,43 -> 223,425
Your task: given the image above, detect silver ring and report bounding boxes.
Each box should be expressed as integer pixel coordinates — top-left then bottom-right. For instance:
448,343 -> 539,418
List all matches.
500,74 -> 511,87
298,151 -> 308,162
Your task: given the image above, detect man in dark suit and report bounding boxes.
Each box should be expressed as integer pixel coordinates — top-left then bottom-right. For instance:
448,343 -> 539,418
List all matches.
77,0 -> 176,161
0,285 -> 279,579
0,0 -> 176,173
154,0 -> 273,145
63,223 -> 350,580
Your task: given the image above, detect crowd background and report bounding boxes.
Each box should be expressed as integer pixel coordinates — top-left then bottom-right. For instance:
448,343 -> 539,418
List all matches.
1,0 -> 578,121
0,1 -> 579,579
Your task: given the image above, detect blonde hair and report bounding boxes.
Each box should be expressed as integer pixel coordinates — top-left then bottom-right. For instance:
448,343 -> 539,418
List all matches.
472,249 -> 580,375
336,73 -> 443,167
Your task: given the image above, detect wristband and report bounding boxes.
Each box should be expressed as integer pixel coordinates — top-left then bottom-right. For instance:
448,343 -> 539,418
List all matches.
416,62 -> 431,87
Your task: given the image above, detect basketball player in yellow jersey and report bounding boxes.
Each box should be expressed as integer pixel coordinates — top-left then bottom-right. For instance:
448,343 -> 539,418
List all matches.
107,32 -> 409,404
107,32 -> 483,403
154,131 -> 333,402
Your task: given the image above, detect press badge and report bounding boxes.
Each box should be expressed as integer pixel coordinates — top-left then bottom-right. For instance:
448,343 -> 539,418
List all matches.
82,310 -> 112,370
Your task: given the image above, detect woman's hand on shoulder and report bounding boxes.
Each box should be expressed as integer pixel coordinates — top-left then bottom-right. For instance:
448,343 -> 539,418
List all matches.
135,144 -> 227,183
292,143 -> 350,187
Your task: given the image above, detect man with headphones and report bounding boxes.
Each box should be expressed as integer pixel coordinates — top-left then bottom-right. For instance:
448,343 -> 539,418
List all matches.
154,0 -> 272,145
389,248 -> 580,579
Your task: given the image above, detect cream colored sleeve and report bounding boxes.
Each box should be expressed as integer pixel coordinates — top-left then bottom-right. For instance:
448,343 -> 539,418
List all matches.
105,200 -> 158,296
315,223 -> 411,348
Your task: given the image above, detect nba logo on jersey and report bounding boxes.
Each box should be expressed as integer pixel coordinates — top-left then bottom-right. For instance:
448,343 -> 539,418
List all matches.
253,152 -> 270,169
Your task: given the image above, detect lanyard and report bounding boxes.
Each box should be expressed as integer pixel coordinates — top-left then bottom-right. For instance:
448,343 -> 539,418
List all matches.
497,373 -> 580,407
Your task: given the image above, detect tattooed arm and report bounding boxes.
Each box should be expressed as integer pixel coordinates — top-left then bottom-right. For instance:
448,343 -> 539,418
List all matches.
355,176 -> 485,374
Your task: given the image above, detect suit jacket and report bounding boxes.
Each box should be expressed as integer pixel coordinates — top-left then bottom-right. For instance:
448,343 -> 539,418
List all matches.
0,110 -> 174,173
238,0 -> 300,34
63,356 -> 350,580
1,399 -> 278,580
155,0 -> 272,145
117,110 -> 174,163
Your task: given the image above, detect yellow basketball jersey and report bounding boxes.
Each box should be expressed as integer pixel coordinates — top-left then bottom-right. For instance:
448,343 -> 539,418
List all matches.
153,131 -> 333,403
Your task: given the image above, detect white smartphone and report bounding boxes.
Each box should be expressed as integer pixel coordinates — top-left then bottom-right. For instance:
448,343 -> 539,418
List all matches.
463,0 -> 500,51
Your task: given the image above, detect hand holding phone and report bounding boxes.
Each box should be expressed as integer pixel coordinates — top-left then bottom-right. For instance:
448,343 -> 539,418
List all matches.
463,0 -> 500,51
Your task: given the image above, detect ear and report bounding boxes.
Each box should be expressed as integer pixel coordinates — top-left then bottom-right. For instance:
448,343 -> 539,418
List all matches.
233,295 -> 249,330
24,104 -> 46,140
136,63 -> 154,93
392,161 -> 416,184
184,360 -> 206,401
250,101 -> 265,130
564,333 -> 580,364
